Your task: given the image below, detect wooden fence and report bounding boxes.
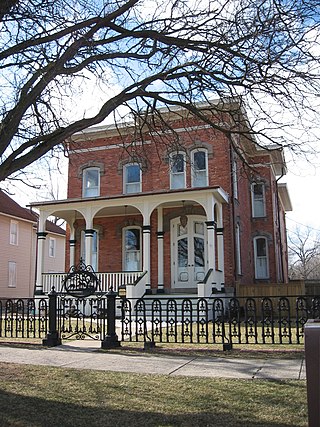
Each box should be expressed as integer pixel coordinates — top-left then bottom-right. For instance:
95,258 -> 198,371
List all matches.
236,280 -> 305,298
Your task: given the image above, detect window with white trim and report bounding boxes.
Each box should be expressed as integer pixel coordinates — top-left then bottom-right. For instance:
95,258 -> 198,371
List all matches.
170,152 -> 186,189
8,261 -> 17,287
251,183 -> 266,217
254,236 -> 269,279
191,149 -> 208,187
123,227 -> 141,271
49,237 -> 56,258
124,163 -> 141,194
82,167 -> 100,197
10,220 -> 18,245
81,230 -> 98,271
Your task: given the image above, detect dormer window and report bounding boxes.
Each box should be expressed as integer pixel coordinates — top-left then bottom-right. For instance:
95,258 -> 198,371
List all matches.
83,167 -> 100,198
124,163 -> 141,194
191,149 -> 208,187
170,152 -> 186,189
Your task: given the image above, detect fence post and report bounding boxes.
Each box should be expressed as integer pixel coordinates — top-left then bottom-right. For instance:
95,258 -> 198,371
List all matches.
101,288 -> 121,349
305,319 -> 320,427
42,287 -> 61,347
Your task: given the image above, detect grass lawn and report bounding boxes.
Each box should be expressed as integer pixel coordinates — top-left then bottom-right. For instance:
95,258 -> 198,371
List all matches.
0,341 -> 308,427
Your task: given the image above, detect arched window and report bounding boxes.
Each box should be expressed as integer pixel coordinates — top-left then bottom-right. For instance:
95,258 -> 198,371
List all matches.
253,236 -> 269,279
191,149 -> 208,187
170,152 -> 186,189
82,167 -> 100,198
123,227 -> 141,271
123,163 -> 142,194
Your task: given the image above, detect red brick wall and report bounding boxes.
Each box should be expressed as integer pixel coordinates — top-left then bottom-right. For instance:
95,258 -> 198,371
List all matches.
68,125 -> 233,199
65,116 -> 289,287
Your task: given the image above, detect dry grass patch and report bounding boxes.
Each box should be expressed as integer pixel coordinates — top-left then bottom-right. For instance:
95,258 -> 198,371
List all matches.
0,362 -> 307,427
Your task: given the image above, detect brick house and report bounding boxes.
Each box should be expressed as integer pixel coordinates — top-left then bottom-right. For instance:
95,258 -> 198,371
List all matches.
0,190 -> 66,298
31,101 -> 292,297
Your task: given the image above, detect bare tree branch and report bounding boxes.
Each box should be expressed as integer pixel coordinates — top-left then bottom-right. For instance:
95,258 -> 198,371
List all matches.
288,226 -> 320,280
0,0 -> 319,183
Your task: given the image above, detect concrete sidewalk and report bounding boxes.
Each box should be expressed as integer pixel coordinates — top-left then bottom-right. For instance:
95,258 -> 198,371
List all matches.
0,340 -> 306,380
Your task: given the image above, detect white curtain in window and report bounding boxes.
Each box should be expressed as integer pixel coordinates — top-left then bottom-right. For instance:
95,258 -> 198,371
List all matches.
8,261 -> 17,287
170,153 -> 185,189
10,221 -> 18,245
83,168 -> 100,197
125,164 -> 141,193
252,183 -> 265,217
254,237 -> 269,279
192,151 -> 208,187
123,228 -> 141,271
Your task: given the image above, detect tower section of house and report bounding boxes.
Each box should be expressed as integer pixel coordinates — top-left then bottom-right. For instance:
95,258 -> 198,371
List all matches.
31,101 -> 292,297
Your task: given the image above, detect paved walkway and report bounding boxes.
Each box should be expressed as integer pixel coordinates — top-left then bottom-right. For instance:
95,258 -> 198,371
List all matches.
0,340 -> 306,380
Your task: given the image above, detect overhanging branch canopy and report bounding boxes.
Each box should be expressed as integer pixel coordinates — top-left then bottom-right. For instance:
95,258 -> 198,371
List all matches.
0,0 -> 319,181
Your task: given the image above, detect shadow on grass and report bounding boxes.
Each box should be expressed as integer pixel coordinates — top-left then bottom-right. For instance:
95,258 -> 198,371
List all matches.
0,388 -> 305,427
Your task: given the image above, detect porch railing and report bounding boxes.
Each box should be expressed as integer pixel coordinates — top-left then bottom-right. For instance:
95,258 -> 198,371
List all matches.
41,271 -> 144,294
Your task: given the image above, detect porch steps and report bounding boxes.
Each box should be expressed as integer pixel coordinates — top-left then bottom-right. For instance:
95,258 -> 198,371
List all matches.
167,288 -> 198,294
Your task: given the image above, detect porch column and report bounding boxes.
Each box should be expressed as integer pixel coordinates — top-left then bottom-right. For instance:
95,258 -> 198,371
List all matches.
216,227 -> 224,271
35,231 -> 47,295
205,221 -> 216,272
84,228 -> 95,267
69,239 -> 76,268
215,203 -> 225,282
69,225 -> 76,268
157,206 -> 164,293
142,224 -> 151,293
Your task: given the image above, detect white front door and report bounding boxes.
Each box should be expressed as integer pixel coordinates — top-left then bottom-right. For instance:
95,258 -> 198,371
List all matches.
171,216 -> 207,289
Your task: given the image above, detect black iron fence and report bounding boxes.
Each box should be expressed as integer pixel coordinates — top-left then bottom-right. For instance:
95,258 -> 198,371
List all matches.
121,295 -> 319,346
0,298 -> 48,339
57,294 -> 107,341
1,294 -> 320,347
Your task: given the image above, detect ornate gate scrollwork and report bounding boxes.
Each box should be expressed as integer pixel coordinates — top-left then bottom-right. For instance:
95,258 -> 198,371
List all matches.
62,259 -> 101,298
57,260 -> 106,341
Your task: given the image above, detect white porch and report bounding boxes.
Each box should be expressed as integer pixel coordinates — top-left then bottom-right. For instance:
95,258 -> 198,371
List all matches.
41,271 -> 144,294
31,187 -> 228,298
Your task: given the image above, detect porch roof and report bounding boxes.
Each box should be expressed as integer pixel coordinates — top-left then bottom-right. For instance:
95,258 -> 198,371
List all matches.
30,186 -> 228,208
29,186 -> 229,223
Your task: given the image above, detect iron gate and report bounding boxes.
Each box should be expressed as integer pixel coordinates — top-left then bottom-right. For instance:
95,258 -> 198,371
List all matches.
43,260 -> 120,348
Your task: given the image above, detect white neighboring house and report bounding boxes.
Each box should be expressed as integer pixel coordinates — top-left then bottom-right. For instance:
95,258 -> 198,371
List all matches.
0,190 -> 65,299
